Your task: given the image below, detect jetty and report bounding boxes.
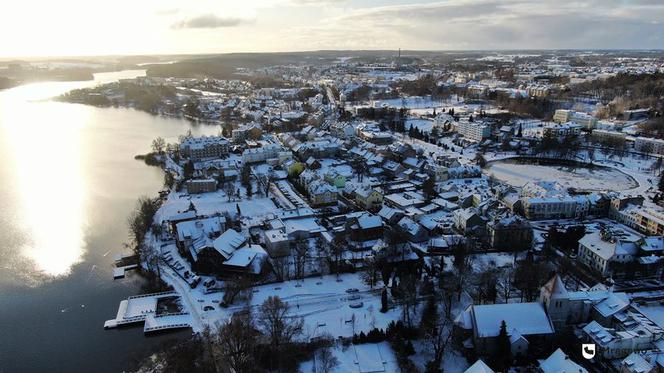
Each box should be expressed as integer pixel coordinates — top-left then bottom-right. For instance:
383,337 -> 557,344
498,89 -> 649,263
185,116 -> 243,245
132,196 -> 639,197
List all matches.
104,291 -> 193,334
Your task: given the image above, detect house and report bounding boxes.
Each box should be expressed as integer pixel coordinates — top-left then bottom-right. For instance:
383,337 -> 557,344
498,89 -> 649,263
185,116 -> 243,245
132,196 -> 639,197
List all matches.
486,216 -> 533,251
355,187 -> 384,211
377,206 -> 405,225
578,230 -> 639,276
396,216 -> 428,243
581,319 -> 664,359
456,302 -> 555,356
185,228 -> 246,274
539,348 -> 588,373
175,217 -> 224,259
346,213 -> 383,244
263,229 -> 291,257
307,180 -> 338,207
620,352 -> 656,373
464,359 -> 495,373
453,208 -> 485,234
186,179 -> 217,194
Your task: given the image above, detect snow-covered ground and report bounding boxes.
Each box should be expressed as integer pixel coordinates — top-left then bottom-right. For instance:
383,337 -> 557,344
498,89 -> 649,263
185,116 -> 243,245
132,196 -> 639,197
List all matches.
299,342 -> 399,373
485,160 -> 638,191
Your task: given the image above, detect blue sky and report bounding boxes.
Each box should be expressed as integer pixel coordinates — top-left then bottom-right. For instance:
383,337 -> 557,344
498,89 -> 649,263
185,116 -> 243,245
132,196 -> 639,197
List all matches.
2,0 -> 663,57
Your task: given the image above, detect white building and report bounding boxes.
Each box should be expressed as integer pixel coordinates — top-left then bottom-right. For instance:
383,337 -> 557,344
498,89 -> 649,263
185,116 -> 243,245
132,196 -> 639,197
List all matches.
456,120 -> 491,141
180,136 -> 230,161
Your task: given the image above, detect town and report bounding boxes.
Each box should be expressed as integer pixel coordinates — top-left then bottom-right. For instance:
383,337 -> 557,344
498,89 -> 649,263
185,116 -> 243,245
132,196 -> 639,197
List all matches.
81,50 -> 664,372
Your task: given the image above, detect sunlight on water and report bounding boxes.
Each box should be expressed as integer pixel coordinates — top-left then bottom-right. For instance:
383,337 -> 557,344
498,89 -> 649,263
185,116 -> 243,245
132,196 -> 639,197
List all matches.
0,70 -> 145,277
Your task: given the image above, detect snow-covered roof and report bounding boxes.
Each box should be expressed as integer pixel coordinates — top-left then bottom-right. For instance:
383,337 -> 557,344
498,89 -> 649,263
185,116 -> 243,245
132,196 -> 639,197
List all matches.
464,359 -> 495,373
212,229 -> 247,260
594,292 -> 630,318
539,348 -> 588,373
542,275 -> 569,300
471,302 -> 554,338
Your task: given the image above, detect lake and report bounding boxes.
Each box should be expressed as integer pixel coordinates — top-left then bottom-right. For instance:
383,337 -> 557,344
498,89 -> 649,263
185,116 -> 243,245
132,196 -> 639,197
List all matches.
0,71 -> 220,372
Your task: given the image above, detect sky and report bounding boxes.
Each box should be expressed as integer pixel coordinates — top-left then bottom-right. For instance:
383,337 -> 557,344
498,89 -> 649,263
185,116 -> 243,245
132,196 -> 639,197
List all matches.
2,0 -> 663,57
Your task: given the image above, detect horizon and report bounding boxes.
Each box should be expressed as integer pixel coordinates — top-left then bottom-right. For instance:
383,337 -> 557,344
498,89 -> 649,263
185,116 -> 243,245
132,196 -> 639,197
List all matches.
3,0 -> 663,58
3,47 -> 664,62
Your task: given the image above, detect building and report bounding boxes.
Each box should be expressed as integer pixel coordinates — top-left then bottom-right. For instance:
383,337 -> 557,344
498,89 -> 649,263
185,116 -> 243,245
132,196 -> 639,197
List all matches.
307,180 -> 338,207
241,144 -> 285,164
592,129 -> 627,143
486,216 -> 533,251
614,206 -> 664,236
355,187 -> 384,211
231,122 -> 262,143
186,179 -> 217,194
180,136 -> 230,161
456,120 -> 491,141
553,109 -> 597,129
542,122 -> 583,138
577,231 -> 638,276
455,302 -> 555,356
539,348 -> 588,373
634,137 -> 664,155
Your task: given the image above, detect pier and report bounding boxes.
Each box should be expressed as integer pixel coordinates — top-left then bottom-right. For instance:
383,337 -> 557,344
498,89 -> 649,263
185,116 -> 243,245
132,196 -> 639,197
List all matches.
104,291 -> 193,333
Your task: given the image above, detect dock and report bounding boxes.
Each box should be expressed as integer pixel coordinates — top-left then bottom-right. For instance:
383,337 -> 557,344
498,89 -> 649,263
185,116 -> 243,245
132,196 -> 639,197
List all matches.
104,291 -> 193,333
112,252 -> 140,279
113,264 -> 139,279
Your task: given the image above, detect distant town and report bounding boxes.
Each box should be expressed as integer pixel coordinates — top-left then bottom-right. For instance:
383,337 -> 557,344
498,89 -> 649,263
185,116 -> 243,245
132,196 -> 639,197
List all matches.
55,50 -> 664,372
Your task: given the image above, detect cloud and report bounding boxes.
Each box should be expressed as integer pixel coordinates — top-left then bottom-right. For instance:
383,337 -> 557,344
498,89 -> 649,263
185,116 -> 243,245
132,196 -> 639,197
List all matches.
291,0 -> 664,50
171,14 -> 247,29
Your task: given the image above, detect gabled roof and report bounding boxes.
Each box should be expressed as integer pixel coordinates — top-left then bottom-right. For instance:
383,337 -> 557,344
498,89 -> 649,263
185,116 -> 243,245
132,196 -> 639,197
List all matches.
212,229 -> 247,260
464,359 -> 495,373
472,302 -> 554,338
540,348 -> 588,373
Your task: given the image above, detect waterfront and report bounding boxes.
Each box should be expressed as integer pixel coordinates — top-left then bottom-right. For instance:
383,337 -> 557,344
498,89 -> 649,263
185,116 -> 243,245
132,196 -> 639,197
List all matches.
0,71 -> 220,372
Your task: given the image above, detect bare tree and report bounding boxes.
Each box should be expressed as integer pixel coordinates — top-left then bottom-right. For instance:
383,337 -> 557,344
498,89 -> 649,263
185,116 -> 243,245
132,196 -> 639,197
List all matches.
361,255 -> 380,290
420,297 -> 454,370
294,240 -> 309,280
222,275 -> 254,306
215,310 -> 259,373
315,345 -> 339,373
258,296 -> 304,350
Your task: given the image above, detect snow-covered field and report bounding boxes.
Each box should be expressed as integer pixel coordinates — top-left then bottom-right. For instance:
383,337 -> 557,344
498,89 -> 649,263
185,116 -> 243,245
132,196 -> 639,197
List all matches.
485,160 -> 638,191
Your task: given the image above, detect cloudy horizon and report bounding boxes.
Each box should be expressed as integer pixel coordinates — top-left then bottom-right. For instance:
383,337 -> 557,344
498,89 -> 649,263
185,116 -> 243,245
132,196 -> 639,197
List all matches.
3,0 -> 663,58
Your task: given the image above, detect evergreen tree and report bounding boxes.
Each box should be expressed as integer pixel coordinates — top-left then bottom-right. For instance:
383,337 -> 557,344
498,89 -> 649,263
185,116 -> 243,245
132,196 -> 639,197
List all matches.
380,288 -> 388,313
494,320 -> 512,371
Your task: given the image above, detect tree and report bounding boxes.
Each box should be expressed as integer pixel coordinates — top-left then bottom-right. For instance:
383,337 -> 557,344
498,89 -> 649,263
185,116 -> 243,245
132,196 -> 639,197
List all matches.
494,320 -> 512,371
422,176 -> 436,201
316,345 -> 339,373
215,310 -> 259,373
420,297 -> 453,371
222,274 -> 254,306
330,235 -> 346,279
362,256 -> 380,289
258,296 -> 304,350
294,240 -> 308,280
151,136 -> 166,154
380,288 -> 389,313
183,160 -> 194,180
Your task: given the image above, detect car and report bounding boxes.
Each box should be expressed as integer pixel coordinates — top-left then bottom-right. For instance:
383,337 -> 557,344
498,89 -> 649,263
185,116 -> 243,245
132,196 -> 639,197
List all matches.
348,294 -> 361,301
203,306 -> 215,311
345,288 -> 359,293
349,302 -> 364,308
